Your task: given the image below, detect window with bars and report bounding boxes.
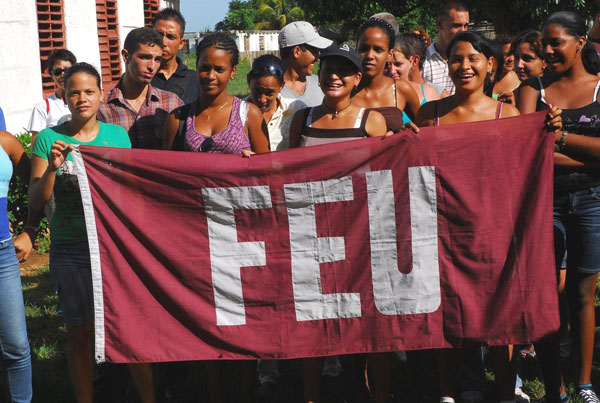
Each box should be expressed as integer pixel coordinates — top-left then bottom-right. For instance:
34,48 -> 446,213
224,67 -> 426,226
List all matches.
36,0 -> 66,96
96,0 -> 122,88
144,0 -> 160,27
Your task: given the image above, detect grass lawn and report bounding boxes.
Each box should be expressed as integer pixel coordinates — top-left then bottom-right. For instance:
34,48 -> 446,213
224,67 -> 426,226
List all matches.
21,254 -> 600,402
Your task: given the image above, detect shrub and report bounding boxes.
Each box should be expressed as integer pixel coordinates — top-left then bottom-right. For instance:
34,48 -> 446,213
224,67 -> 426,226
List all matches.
8,132 -> 50,253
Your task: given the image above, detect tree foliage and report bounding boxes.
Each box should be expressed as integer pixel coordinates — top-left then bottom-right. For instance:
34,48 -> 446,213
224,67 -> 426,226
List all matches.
216,0 -> 593,39
215,0 -> 259,31
255,0 -> 305,30
294,0 -> 592,40
216,0 -> 304,31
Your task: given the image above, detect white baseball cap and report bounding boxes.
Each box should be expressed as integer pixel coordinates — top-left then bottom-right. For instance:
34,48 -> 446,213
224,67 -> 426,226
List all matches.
278,21 -> 333,49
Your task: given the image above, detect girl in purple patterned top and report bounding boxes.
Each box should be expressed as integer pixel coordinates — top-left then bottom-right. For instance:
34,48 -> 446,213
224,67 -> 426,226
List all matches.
163,33 -> 269,155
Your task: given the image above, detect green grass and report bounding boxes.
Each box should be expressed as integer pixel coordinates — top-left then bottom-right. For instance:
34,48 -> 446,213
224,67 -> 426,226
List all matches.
23,264 -> 71,403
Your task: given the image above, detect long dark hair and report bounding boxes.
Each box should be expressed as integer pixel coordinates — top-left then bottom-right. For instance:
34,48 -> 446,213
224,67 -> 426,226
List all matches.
446,32 -> 495,94
545,11 -> 600,75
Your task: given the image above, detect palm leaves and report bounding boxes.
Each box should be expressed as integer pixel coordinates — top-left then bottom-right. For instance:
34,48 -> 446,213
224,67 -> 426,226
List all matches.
254,0 -> 304,30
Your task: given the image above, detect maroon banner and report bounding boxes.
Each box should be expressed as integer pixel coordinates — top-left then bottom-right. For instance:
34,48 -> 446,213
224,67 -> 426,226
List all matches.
74,112 -> 558,363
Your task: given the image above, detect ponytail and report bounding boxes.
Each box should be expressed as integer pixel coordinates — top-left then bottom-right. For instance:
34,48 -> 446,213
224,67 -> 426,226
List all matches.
581,40 -> 600,75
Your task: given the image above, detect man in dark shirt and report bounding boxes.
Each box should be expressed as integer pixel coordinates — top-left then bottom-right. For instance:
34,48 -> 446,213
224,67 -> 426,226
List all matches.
151,8 -> 199,105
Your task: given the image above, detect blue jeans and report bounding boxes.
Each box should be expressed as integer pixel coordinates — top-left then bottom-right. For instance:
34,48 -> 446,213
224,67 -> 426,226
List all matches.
49,242 -> 93,326
554,185 -> 600,274
0,238 -> 32,402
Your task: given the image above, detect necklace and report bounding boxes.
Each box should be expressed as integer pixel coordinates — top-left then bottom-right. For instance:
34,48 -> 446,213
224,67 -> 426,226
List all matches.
201,101 -> 230,121
323,101 -> 352,119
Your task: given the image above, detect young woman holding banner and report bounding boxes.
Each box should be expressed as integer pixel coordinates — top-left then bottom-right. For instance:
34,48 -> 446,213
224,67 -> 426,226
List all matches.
288,43 -> 388,403
29,63 -> 155,403
416,31 -> 561,403
518,11 -> 600,403
163,32 -> 269,403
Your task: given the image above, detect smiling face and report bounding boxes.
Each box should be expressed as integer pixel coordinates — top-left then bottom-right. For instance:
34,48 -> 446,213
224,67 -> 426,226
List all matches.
51,59 -> 73,91
514,42 -> 545,80
123,43 -> 163,85
197,47 -> 236,97
389,49 -> 412,80
357,27 -> 391,78
249,75 -> 282,113
448,40 -> 492,93
65,72 -> 103,121
318,56 -> 361,99
542,23 -> 584,75
154,19 -> 184,64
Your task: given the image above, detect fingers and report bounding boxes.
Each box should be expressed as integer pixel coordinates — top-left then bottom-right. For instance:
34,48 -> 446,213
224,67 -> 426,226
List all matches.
241,150 -> 255,158
405,122 -> 419,134
498,92 -> 515,105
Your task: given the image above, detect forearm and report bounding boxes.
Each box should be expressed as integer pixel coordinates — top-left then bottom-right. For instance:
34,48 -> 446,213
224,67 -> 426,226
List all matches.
29,167 -> 56,212
559,131 -> 600,161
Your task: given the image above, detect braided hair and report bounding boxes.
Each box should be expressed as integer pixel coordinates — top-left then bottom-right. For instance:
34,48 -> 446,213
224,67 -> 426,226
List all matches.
356,18 -> 396,51
196,32 -> 240,69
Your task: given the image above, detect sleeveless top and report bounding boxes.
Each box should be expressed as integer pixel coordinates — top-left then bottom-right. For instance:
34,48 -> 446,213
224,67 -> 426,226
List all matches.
185,96 -> 251,154
372,82 -> 405,133
299,107 -> 371,147
536,77 -> 600,193
0,145 -> 12,241
434,100 -> 503,126
400,84 -> 428,126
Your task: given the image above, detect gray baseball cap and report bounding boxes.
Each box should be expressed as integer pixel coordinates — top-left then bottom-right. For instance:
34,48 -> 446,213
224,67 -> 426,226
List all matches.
278,21 -> 333,49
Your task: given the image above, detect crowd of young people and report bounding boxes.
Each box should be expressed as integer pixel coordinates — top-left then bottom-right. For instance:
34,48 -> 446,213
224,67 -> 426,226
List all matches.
0,1 -> 598,402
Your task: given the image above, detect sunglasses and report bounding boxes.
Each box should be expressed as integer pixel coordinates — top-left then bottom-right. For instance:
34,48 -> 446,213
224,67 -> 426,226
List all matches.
200,137 -> 215,152
250,62 -> 284,78
51,67 -> 68,76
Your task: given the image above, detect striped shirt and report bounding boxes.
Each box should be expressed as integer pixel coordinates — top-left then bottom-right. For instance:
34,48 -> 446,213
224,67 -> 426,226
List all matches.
422,42 -> 455,95
98,81 -> 183,149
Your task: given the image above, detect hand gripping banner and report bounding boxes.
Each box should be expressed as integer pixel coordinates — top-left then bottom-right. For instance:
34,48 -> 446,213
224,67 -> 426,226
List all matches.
73,112 -> 558,363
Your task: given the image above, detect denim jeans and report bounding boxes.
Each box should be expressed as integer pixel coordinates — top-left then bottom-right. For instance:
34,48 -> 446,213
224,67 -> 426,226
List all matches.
0,238 -> 32,402
554,185 -> 600,274
49,242 -> 93,326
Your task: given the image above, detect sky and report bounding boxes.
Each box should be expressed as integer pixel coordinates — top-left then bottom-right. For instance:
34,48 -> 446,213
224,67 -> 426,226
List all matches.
180,0 -> 230,32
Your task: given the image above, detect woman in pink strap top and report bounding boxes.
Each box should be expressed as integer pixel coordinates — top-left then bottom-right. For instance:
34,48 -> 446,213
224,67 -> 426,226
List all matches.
163,32 -> 269,155
415,31 -> 522,403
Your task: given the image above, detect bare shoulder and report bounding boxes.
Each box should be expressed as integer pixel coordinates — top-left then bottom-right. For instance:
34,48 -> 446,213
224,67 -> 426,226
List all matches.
395,78 -> 416,95
500,102 -> 520,118
245,101 -> 263,119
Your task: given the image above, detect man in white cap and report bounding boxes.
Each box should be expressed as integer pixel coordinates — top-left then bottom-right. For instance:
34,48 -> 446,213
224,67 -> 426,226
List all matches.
278,21 -> 332,106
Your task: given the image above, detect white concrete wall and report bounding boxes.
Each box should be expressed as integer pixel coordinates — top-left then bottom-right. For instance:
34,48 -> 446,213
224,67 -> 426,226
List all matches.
248,33 -> 260,52
117,0 -> 145,70
64,0 -> 102,72
265,33 -> 278,51
0,0 -> 43,133
236,32 -> 246,53
161,0 -> 180,10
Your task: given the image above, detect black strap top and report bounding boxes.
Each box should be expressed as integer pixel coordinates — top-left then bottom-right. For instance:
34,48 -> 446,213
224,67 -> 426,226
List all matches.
536,77 -> 600,193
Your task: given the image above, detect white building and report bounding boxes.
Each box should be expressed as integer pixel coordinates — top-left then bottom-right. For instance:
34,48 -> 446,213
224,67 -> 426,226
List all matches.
185,30 -> 280,60
0,0 -> 179,134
